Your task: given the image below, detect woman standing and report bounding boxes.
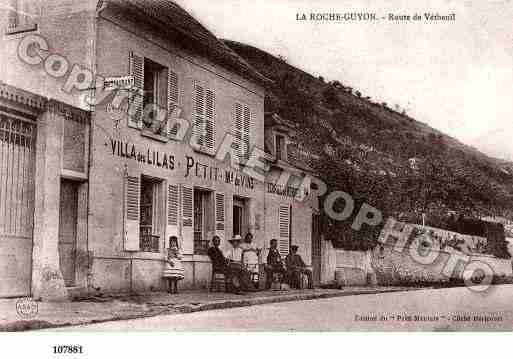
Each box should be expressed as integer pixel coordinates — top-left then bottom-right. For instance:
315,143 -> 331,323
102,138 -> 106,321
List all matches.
163,236 -> 185,294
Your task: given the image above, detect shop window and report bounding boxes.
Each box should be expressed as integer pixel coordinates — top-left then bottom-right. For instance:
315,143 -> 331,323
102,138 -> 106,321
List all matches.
139,176 -> 163,253
193,189 -> 213,255
233,103 -> 251,162
275,134 -> 286,161
192,82 -> 216,154
6,0 -> 39,35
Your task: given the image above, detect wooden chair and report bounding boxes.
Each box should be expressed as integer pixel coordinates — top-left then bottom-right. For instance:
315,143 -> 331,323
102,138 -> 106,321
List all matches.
242,250 -> 261,290
246,263 -> 260,290
297,272 -> 310,289
264,264 -> 285,290
271,271 -> 285,290
210,268 -> 226,292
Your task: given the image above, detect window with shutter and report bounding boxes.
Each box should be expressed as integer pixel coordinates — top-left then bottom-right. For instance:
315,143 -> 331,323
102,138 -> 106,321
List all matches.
181,185 -> 194,254
233,103 -> 251,162
215,193 -> 225,239
128,51 -> 144,129
167,70 -> 179,138
192,82 -> 215,153
166,183 -> 179,244
124,175 -> 140,251
278,205 -> 291,257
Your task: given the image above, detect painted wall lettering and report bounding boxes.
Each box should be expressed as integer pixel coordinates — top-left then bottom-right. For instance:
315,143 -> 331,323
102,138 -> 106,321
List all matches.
110,139 -> 175,170
185,155 -> 254,190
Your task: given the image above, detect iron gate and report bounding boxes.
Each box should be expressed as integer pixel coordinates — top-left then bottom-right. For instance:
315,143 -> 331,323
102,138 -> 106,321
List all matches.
0,114 -> 36,297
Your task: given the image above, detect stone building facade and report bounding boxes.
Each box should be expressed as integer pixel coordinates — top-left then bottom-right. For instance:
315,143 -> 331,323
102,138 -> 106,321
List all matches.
0,0 -> 320,300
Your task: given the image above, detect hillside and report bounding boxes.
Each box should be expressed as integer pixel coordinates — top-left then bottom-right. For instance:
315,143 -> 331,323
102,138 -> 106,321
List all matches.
224,40 -> 513,239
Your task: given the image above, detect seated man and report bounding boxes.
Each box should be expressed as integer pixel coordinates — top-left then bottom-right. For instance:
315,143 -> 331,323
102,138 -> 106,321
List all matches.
285,245 -> 313,289
226,235 -> 255,293
265,239 -> 286,289
207,235 -> 228,273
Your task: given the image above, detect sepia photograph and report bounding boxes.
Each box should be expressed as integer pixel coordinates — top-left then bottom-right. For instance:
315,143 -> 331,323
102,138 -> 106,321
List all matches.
0,0 -> 512,349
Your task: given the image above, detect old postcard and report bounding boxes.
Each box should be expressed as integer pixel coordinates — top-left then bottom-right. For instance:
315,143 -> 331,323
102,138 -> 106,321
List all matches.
0,0 -> 512,348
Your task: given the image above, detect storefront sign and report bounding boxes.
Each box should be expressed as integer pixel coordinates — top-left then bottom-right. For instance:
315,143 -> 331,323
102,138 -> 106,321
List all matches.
110,139 -> 175,170
266,182 -> 301,198
185,156 -> 255,189
109,141 -> 254,189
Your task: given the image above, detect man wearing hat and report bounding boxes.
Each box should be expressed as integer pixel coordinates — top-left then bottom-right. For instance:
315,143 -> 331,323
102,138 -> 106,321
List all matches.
285,245 -> 313,289
227,235 -> 244,263
226,235 -> 255,292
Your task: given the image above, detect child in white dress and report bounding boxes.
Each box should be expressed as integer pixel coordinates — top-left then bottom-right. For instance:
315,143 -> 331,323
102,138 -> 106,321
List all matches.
163,236 -> 184,294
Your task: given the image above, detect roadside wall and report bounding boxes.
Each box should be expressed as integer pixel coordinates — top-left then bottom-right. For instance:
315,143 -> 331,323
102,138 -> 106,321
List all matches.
333,220 -> 513,287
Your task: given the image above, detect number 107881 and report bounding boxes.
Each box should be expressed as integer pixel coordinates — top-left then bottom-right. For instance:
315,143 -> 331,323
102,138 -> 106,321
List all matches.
53,346 -> 83,354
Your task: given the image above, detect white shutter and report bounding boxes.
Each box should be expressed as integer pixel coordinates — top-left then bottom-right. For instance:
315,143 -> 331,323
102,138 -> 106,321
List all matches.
205,89 -> 215,151
181,184 -> 194,254
233,103 -> 243,160
215,192 -> 225,240
124,175 -> 140,251
128,51 -> 144,129
166,183 -> 179,247
243,105 -> 251,160
278,205 -> 290,257
234,103 -> 250,162
192,83 -> 215,153
167,70 -> 179,138
193,83 -> 205,147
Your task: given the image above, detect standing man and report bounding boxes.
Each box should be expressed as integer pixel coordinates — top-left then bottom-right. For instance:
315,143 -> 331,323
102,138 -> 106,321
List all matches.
266,239 -> 286,289
285,245 -> 313,289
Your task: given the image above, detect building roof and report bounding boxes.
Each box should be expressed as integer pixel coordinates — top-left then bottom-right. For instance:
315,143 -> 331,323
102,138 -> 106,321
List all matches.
102,0 -> 272,87
265,112 -> 298,131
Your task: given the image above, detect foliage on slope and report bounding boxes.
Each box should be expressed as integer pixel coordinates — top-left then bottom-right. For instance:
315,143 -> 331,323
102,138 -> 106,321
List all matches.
225,40 -> 513,254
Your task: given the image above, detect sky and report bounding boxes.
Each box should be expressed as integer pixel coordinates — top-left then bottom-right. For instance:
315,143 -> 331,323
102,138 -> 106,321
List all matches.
175,0 -> 513,162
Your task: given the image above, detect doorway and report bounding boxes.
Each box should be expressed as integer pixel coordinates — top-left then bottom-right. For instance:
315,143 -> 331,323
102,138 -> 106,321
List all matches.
193,188 -> 212,255
232,197 -> 248,238
58,179 -> 79,287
